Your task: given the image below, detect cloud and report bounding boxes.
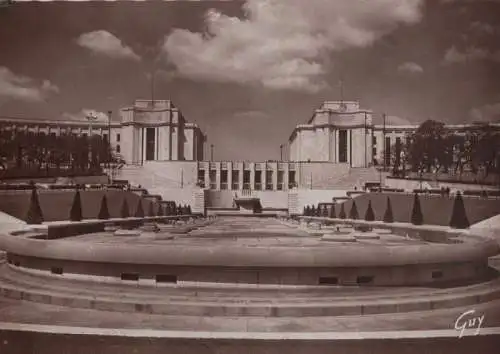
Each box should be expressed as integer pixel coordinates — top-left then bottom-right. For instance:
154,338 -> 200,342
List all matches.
62,109 -> 110,122
469,103 -> 500,122
442,46 -> 500,64
397,61 -> 424,74
162,0 -> 424,93
0,67 -> 59,102
77,30 -> 140,61
469,21 -> 496,34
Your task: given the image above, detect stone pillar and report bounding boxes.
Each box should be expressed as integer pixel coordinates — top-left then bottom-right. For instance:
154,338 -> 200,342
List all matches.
284,163 -> 289,191
335,130 -> 339,163
347,129 -> 352,166
262,165 -> 267,191
250,162 -> 255,190
204,167 -> 210,189
272,162 -> 278,191
238,163 -> 244,191
216,162 -> 221,191
227,161 -> 233,189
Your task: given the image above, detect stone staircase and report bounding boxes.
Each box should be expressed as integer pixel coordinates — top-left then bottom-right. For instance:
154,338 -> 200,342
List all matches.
1,263 -> 500,317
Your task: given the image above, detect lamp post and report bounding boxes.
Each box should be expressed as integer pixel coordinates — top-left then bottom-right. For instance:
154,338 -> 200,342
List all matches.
382,113 -> 387,172
210,144 -> 214,161
107,110 -> 112,181
280,144 -> 283,161
364,111 -> 367,168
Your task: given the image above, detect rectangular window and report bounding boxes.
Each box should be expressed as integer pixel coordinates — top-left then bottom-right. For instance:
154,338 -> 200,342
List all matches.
231,170 -> 239,190
385,136 -> 391,166
198,169 -> 205,187
277,170 -> 284,190
116,145 -> 121,153
221,170 -> 228,190
209,169 -> 217,190
145,128 -> 155,161
288,170 -> 296,189
51,267 -> 63,275
432,271 -> 443,279
319,277 -> 338,285
339,130 -> 348,163
254,170 -> 262,190
121,273 -> 139,281
357,275 -> 374,284
266,171 -> 273,190
117,133 -> 121,142
243,170 -> 250,190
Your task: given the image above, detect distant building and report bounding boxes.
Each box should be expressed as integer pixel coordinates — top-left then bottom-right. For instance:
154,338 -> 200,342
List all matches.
0,99 -> 206,165
1,99 -> 499,194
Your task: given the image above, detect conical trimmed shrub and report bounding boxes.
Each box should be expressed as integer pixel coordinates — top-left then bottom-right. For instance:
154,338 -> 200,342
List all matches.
177,204 -> 183,215
329,204 -> 336,218
69,190 -> 82,222
383,197 -> 394,223
449,191 -> 469,229
364,200 -> 375,221
187,205 -> 192,215
349,201 -> 359,220
310,205 -> 316,216
148,201 -> 155,217
120,197 -> 130,218
339,203 -> 346,219
411,193 -> 423,225
135,199 -> 144,218
98,195 -> 110,220
26,188 -> 43,224
302,206 -> 307,216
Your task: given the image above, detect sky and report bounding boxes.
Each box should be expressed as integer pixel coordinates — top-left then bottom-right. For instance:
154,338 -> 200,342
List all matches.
1,0 -> 500,160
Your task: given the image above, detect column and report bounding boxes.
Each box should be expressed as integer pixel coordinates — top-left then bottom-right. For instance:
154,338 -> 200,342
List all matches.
335,130 -> 339,163
227,161 -> 233,189
347,129 -> 352,166
238,163 -> 244,191
250,163 -> 255,190
262,165 -> 267,191
204,167 -> 210,189
215,162 -> 221,191
272,162 -> 278,190
284,163 -> 289,190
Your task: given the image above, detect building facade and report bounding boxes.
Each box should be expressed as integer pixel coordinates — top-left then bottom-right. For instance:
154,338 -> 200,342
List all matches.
0,99 -> 206,165
288,101 -> 500,168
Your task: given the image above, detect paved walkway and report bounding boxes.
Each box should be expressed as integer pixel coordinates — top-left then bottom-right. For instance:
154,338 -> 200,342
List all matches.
1,296 -> 500,333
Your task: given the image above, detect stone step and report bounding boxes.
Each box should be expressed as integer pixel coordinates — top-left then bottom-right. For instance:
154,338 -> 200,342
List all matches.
1,270 -> 500,317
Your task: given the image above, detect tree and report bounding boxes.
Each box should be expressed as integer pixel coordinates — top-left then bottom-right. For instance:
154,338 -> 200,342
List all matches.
364,200 -> 375,221
310,205 -> 316,216
98,194 -> 110,220
449,191 -> 469,229
26,188 -> 43,224
187,205 -> 192,214
304,205 -> 310,216
383,197 -> 394,223
411,193 -> 423,225
69,189 -> 83,221
339,203 -> 346,219
349,201 -> 359,220
120,197 -> 130,218
135,199 -> 144,218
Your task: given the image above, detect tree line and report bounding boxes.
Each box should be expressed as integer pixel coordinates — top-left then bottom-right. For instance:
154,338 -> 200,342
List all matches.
387,120 -> 500,183
0,128 -> 121,178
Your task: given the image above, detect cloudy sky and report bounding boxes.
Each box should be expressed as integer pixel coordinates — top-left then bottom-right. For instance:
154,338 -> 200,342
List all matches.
1,0 -> 500,160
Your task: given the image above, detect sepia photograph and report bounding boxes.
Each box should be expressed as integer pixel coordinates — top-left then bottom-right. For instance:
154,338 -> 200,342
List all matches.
0,0 -> 499,353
